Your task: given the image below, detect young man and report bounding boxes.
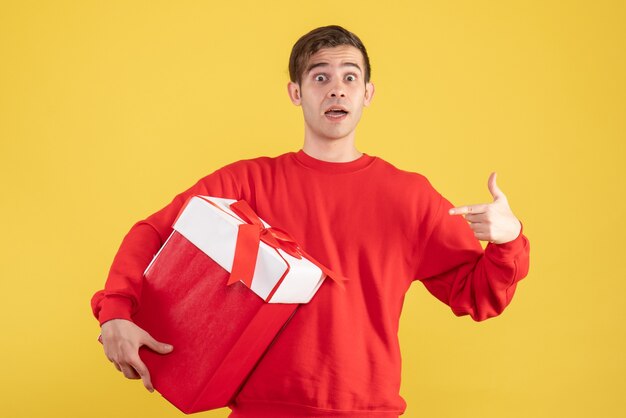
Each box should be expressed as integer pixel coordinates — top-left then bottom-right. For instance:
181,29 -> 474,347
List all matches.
92,25 -> 529,417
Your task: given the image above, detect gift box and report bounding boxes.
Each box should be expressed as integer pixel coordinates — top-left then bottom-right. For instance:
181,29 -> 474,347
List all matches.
128,196 -> 333,414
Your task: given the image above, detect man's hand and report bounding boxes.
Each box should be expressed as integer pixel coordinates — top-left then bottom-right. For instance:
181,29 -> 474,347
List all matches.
100,319 -> 173,393
448,172 -> 522,244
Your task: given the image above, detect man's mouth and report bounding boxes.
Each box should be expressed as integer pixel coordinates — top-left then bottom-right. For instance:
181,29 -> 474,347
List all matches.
324,107 -> 349,118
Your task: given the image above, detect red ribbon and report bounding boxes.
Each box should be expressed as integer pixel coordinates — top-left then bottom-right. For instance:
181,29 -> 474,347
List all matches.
226,200 -> 348,294
228,200 -> 302,288
195,197 -> 347,298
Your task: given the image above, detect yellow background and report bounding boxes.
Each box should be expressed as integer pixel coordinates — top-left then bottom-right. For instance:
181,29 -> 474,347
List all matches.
1,1 -> 624,417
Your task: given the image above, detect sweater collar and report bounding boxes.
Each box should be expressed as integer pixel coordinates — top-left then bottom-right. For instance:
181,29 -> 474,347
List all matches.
293,149 -> 376,174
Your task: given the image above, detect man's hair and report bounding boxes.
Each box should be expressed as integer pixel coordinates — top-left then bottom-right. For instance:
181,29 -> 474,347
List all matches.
289,25 -> 371,85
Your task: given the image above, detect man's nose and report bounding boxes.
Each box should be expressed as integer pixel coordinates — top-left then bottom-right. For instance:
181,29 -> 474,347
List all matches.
328,83 -> 346,98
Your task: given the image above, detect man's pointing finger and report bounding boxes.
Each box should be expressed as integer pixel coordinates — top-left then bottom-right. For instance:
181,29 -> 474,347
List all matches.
449,204 -> 489,216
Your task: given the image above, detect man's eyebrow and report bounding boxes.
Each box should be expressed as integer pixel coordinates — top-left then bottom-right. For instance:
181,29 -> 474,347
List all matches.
306,62 -> 363,74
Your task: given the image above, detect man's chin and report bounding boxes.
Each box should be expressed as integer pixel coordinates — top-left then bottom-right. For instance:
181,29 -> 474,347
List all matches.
305,123 -> 356,143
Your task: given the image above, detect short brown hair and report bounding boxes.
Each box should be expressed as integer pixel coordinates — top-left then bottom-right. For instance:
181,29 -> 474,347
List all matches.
289,25 -> 371,85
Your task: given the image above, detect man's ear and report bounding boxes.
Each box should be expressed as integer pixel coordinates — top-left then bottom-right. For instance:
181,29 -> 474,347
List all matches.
364,82 -> 375,107
287,82 -> 302,105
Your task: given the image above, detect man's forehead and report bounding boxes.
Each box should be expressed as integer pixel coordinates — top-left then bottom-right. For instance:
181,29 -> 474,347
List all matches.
305,46 -> 365,72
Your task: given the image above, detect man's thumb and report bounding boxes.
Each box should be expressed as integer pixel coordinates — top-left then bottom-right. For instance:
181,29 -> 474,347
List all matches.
488,172 -> 505,201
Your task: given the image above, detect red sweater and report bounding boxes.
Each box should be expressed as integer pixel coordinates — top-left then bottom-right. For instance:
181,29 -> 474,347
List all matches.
92,150 -> 530,417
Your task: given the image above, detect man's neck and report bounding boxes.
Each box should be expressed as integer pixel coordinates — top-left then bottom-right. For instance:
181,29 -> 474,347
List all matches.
302,138 -> 362,163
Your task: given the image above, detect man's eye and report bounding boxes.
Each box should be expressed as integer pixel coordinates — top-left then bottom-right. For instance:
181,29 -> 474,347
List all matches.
346,74 -> 357,81
315,75 -> 327,82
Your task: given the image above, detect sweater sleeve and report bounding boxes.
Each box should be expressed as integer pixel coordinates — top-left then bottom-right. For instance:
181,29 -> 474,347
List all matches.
90,167 -> 240,326
414,194 -> 530,322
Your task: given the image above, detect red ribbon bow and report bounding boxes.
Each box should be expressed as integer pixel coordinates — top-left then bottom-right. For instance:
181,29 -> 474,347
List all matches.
227,200 -> 302,288
224,200 -> 347,295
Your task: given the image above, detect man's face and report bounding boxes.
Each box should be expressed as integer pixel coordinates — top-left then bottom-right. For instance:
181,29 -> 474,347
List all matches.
288,45 -> 374,144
